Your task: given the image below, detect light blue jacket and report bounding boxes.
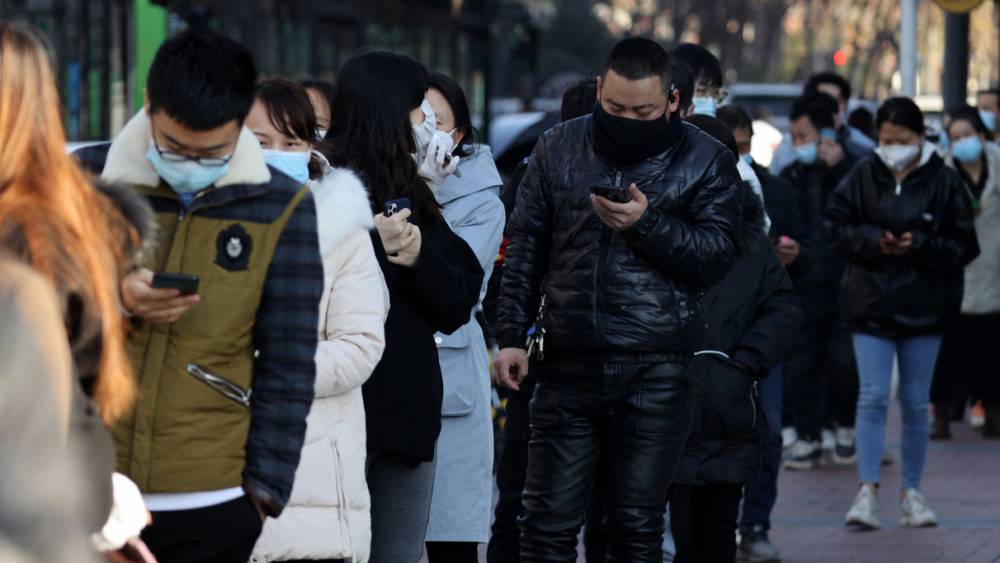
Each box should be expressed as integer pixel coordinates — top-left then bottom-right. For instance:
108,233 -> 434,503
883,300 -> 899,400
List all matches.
426,144 -> 506,542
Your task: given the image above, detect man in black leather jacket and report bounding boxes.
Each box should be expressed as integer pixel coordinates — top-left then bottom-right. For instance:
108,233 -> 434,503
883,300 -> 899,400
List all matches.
494,37 -> 742,563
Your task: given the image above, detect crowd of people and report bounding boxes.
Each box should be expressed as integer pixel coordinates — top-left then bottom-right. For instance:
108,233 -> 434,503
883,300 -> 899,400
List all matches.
1,17 -> 998,563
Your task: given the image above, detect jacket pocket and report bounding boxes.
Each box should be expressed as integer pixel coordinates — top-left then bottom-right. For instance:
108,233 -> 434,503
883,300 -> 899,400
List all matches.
437,328 -> 480,417
698,354 -> 759,442
186,364 -> 252,408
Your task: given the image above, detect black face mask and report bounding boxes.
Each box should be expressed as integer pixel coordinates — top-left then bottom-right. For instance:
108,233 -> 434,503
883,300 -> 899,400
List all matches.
591,103 -> 683,167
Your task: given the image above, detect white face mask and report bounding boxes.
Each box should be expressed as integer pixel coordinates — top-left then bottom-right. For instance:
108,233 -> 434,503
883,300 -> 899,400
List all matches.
412,98 -> 438,160
875,144 -> 921,172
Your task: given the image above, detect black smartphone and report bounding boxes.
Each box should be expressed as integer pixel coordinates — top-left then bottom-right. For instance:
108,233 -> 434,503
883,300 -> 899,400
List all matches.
383,197 -> 412,217
152,273 -> 200,296
590,185 -> 632,204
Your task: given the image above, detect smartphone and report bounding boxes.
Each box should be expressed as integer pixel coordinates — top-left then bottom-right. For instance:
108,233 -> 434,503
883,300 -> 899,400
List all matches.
383,197 -> 412,218
590,185 -> 632,204
152,273 -> 200,296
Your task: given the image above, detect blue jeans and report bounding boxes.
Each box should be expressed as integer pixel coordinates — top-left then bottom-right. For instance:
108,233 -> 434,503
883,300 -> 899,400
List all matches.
739,364 -> 783,532
852,334 -> 942,490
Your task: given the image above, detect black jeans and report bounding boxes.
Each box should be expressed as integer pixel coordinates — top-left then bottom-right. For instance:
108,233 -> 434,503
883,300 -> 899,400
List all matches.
787,311 -> 858,439
518,356 -> 692,563
670,484 -> 744,563
740,364 -> 784,533
488,379 -> 535,563
141,496 -> 263,563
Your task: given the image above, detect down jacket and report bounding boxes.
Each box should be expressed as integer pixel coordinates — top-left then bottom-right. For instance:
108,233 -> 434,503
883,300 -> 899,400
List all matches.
252,167 -> 389,563
674,186 -> 802,486
497,115 -> 742,355
826,144 -> 980,338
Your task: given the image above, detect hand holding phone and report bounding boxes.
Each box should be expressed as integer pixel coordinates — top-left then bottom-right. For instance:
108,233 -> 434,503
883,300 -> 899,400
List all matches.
152,273 -> 200,296
383,198 -> 412,218
122,268 -> 200,325
590,185 -> 632,204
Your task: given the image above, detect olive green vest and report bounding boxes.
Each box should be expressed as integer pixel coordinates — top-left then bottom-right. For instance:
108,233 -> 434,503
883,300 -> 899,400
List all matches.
114,182 -> 310,493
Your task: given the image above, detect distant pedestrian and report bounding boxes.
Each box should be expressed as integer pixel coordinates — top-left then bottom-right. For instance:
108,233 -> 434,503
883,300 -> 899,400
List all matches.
827,97 -> 979,530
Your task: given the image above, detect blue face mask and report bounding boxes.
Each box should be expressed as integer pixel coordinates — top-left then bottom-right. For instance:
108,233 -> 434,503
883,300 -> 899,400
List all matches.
740,153 -> 754,166
979,110 -> 997,133
938,134 -> 950,152
951,136 -> 984,164
691,96 -> 717,118
262,149 -> 311,185
146,142 -> 230,194
794,142 -> 818,165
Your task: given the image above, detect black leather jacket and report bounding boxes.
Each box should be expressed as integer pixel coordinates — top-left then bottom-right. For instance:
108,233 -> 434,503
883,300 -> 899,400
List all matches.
497,115 -> 742,355
826,149 -> 979,338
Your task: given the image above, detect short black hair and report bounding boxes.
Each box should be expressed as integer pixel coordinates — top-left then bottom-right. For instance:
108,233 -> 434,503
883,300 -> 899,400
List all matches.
686,114 -> 738,158
875,97 -> 925,136
671,60 -> 694,113
670,43 -> 722,88
560,79 -> 597,122
790,99 -> 836,132
805,71 -> 852,102
848,107 -> 876,141
947,104 -> 993,141
300,79 -> 335,105
428,72 -> 476,157
602,37 -> 672,93
792,92 -> 839,119
147,30 -> 257,131
717,105 -> 754,135
977,87 -> 1000,100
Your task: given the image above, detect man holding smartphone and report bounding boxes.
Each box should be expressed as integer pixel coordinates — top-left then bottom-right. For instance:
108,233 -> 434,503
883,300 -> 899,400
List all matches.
495,37 -> 741,562
83,31 -> 322,563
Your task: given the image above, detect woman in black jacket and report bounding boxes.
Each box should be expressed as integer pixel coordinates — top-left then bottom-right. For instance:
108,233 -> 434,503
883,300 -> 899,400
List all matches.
323,51 -> 484,563
668,121 -> 802,563
827,97 -> 979,531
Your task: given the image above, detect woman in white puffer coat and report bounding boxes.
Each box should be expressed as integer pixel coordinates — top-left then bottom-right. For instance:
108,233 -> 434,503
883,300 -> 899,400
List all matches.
247,77 -> 389,563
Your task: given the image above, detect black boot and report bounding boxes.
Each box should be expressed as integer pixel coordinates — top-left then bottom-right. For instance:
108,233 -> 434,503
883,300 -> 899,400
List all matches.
983,402 -> 1000,439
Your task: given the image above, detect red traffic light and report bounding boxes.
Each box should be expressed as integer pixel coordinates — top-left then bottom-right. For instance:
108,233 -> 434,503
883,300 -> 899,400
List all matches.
833,50 -> 848,66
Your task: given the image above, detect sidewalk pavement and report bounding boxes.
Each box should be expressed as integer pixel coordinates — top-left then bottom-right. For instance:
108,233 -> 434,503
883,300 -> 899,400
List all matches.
770,410 -> 1000,563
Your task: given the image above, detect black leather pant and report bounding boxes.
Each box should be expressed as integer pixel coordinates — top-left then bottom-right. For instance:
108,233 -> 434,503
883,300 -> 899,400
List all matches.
518,356 -> 693,563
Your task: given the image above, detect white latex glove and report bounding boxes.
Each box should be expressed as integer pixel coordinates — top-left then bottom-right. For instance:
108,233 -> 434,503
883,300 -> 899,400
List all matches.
91,473 -> 150,552
419,130 -> 461,186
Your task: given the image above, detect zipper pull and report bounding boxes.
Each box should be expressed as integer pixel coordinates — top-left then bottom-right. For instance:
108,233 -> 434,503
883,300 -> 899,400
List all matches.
895,183 -> 902,196
614,170 -> 623,188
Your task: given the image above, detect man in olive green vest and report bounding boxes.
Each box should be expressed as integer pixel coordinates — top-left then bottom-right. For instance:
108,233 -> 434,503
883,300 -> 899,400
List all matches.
93,30 -> 322,563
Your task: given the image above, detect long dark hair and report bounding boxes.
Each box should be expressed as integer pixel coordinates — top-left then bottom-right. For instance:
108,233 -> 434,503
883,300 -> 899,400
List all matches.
323,50 -> 440,221
428,73 -> 475,158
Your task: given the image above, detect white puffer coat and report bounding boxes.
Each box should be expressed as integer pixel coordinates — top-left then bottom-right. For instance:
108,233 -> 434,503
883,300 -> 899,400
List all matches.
251,166 -> 388,563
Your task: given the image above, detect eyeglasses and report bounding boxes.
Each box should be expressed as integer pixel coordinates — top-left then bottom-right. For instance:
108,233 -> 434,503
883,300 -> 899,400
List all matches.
151,124 -> 236,167
695,87 -> 729,104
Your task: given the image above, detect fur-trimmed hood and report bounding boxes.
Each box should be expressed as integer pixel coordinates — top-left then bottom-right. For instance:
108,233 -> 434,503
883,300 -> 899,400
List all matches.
309,165 -> 375,258
100,109 -> 271,188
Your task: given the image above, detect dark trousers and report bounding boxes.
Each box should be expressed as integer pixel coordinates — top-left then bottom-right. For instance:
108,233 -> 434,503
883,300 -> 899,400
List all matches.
488,381 -> 535,563
518,357 -> 692,563
933,313 -> 1000,407
427,542 -> 479,563
670,484 -> 744,563
740,363 -> 784,532
787,311 -> 858,439
141,496 -> 263,563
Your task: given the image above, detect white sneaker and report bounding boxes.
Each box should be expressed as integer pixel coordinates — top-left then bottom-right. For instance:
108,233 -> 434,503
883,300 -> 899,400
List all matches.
783,439 -> 821,470
782,427 -> 797,450
833,427 -> 857,465
845,486 -> 881,529
900,489 -> 938,527
821,428 -> 836,451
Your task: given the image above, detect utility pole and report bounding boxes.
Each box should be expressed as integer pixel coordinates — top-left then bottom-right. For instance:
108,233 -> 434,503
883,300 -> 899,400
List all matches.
900,0 -> 919,97
942,12 -> 970,109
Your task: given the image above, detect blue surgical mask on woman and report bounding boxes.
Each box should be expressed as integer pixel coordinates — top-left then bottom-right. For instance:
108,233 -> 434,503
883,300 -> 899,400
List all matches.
691,96 -> 717,118
146,142 -> 230,193
794,142 -> 818,165
262,149 -> 311,185
951,136 -> 983,164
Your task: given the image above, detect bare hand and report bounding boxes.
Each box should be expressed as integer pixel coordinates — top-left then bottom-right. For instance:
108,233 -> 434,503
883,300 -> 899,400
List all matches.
774,236 -> 800,266
880,231 -> 913,256
591,184 -> 648,231
818,138 -> 845,168
375,209 -> 420,265
388,222 -> 421,268
121,268 -> 199,325
494,347 -> 529,391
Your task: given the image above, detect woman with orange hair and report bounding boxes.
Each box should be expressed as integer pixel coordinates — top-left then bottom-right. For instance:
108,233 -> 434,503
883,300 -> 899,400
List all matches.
0,22 -> 154,557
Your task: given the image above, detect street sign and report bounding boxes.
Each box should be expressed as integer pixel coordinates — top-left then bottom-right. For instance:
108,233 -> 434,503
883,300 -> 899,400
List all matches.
933,0 -> 985,13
